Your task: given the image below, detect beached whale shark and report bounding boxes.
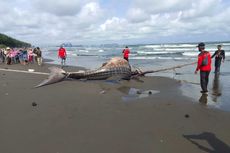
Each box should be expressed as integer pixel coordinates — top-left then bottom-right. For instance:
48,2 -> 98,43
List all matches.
35,57 -> 196,88
35,57 -> 141,87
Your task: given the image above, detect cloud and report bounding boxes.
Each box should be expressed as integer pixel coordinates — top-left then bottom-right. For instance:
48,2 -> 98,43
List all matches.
32,0 -> 94,16
77,2 -> 104,25
126,8 -> 149,23
0,0 -> 230,45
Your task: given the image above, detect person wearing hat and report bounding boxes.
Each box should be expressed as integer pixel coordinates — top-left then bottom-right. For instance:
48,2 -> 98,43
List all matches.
195,42 -> 212,94
211,45 -> 225,74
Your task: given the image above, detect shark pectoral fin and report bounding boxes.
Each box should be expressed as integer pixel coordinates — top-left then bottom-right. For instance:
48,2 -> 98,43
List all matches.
35,67 -> 67,88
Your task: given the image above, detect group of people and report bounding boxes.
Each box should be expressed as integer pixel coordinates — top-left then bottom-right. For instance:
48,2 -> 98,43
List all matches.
0,47 -> 42,65
195,43 -> 225,94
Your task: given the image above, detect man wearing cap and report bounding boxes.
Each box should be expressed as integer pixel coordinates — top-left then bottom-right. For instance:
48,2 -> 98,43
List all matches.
195,43 -> 212,94
211,45 -> 225,74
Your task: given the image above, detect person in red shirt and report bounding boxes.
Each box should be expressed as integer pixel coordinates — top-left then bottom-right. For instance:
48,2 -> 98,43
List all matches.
122,46 -> 130,61
58,46 -> 67,66
195,42 -> 212,94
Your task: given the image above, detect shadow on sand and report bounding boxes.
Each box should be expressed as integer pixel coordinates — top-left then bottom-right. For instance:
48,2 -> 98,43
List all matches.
183,132 -> 230,153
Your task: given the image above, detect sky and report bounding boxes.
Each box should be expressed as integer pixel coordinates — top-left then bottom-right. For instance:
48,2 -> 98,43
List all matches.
0,0 -> 230,45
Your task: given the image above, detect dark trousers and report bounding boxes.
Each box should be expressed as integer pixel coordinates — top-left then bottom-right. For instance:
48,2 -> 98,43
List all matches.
215,66 -> 220,73
215,60 -> 221,73
200,71 -> 210,92
124,57 -> 129,61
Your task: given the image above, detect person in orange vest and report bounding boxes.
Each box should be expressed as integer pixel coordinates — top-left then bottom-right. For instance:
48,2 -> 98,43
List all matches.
195,42 -> 212,94
58,46 -> 67,66
122,46 -> 130,61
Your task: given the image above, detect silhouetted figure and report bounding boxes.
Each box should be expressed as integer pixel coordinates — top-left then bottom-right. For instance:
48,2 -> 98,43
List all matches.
183,132 -> 230,153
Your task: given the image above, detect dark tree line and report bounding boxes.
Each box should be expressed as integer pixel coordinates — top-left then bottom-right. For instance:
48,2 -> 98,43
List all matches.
0,33 -> 31,48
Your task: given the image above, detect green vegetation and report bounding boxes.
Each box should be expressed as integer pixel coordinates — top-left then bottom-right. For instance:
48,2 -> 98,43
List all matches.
0,33 -> 31,48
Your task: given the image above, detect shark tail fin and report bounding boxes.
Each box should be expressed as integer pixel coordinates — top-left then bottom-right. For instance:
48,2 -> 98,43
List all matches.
35,67 -> 67,88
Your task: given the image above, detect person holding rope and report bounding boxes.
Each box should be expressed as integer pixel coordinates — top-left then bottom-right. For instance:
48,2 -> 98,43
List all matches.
195,42 -> 212,94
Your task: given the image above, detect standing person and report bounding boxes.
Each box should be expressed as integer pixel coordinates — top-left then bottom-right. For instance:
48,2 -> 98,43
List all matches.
33,47 -> 38,62
122,46 -> 130,61
28,48 -> 34,63
36,47 -> 42,66
211,45 -> 225,74
0,48 -> 4,63
195,42 -> 212,94
58,46 -> 67,66
5,47 -> 11,65
22,48 -> 28,65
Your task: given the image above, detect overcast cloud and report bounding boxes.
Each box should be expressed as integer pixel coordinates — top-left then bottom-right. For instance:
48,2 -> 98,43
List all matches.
0,0 -> 229,45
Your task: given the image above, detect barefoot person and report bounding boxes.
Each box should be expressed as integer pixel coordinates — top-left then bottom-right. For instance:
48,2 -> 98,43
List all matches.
195,42 -> 212,94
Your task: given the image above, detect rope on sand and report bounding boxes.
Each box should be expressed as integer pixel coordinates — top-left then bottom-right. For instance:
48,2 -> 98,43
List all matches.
0,68 -> 49,75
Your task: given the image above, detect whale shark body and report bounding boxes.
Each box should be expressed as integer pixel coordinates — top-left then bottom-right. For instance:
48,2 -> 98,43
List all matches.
35,57 -> 140,87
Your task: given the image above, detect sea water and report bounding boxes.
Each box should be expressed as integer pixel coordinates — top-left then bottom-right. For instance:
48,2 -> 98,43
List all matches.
41,41 -> 230,111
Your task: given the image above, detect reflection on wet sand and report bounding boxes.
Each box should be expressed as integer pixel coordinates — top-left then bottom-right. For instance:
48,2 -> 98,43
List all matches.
117,86 -> 160,101
199,73 -> 223,105
199,94 -> 208,105
212,73 -> 222,102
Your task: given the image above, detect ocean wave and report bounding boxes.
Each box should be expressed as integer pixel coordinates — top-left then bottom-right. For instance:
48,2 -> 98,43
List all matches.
78,50 -> 89,53
143,44 -> 196,49
130,56 -> 192,60
163,44 -> 196,48
182,52 -> 198,56
225,52 -> 230,56
222,43 -> 230,46
143,45 -> 162,48
183,51 -> 230,57
137,51 -> 183,56
98,49 -> 104,52
76,54 -> 98,56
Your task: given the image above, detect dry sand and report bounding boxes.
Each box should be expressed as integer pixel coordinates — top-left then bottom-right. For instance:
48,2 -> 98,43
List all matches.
0,63 -> 229,153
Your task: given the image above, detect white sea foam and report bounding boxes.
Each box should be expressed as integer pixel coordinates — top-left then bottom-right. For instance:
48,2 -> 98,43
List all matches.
183,51 -> 230,57
182,52 -> 198,57
130,57 -> 158,60
79,50 -> 89,53
137,51 -> 175,55
143,45 -> 162,48
224,52 -> 230,56
98,49 -> 104,52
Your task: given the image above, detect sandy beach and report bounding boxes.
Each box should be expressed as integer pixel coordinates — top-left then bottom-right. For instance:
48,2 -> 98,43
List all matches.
0,63 -> 230,153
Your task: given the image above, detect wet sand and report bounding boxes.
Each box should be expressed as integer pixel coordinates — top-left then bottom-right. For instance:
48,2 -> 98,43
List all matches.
0,63 -> 230,153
